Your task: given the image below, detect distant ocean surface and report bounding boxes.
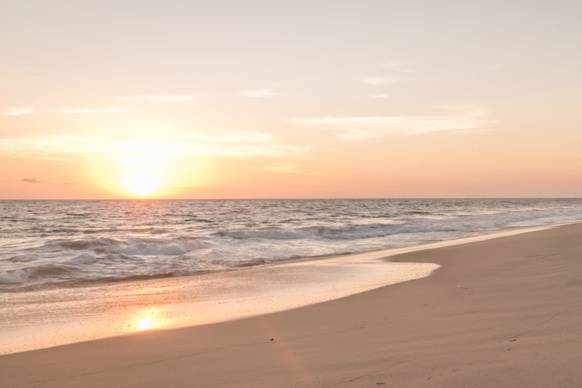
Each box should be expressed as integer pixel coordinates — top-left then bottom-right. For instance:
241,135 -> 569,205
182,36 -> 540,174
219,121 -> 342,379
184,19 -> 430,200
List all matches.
1,199 -> 582,291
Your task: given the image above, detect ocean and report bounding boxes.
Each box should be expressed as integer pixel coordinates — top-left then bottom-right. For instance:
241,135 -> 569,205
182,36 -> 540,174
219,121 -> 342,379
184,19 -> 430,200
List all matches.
2,198 -> 582,292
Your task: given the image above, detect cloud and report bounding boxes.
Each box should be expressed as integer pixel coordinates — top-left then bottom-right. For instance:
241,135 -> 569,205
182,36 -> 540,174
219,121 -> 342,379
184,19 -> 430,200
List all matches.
20,178 -> 41,184
239,88 -> 279,98
0,135 -> 91,161
174,131 -> 305,157
258,163 -> 322,175
19,177 -> 75,185
369,93 -> 389,99
360,61 -> 415,86
1,107 -> 33,116
51,106 -> 128,114
2,106 -> 128,116
0,130 -> 305,161
359,76 -> 408,85
381,61 -> 414,73
117,95 -> 196,103
292,109 -> 492,140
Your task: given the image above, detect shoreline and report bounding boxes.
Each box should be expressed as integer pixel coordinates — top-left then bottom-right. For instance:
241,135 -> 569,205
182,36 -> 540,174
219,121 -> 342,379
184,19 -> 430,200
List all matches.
0,223 -> 566,355
3,222 -> 582,386
0,222 -> 575,356
2,222 -> 566,295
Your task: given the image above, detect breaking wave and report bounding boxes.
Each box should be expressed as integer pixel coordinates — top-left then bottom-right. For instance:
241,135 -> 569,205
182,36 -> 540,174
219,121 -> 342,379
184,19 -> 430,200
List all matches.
1,198 -> 582,291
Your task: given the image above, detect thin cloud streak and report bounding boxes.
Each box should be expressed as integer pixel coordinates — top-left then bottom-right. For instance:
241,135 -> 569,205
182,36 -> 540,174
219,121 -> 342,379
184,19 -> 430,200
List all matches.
51,106 -> 128,114
360,61 -> 414,85
382,61 -> 414,73
117,95 -> 196,103
239,88 -> 279,98
1,107 -> 33,116
0,130 -> 306,161
359,76 -> 408,85
258,163 -> 323,176
19,177 -> 75,185
20,178 -> 41,184
292,110 -> 492,140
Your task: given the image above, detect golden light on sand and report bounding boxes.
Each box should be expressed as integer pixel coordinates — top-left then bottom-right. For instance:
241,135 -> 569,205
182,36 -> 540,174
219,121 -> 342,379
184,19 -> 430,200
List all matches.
135,316 -> 155,331
133,309 -> 162,332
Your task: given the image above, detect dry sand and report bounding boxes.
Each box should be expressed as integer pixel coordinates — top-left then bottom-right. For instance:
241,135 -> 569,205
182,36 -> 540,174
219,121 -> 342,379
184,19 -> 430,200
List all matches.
2,223 -> 582,387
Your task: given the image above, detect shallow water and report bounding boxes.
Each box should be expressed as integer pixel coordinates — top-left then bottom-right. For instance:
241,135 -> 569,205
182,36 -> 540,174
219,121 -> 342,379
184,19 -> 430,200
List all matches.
0,226 -> 559,354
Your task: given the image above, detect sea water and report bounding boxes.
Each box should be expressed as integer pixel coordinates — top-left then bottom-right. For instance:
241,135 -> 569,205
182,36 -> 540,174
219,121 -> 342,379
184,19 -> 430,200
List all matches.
2,198 -> 582,292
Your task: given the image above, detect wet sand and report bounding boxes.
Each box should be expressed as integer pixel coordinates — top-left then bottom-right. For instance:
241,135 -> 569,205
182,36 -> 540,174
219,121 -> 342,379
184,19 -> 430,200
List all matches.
2,223 -> 582,387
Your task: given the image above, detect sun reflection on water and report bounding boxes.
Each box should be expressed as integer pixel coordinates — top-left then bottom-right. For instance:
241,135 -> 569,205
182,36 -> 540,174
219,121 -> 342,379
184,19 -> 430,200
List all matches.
132,309 -> 162,332
136,317 -> 155,331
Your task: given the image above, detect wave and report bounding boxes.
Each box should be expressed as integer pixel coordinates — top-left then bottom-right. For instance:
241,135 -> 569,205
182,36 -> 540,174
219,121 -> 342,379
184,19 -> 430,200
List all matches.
0,263 -> 77,286
81,227 -> 168,235
0,267 -> 190,292
214,220 -> 456,241
2,198 -> 582,292
43,236 -> 210,256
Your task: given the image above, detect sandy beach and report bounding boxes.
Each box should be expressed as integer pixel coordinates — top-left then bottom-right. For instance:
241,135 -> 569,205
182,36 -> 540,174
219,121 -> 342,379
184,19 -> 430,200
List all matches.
2,223 -> 582,387
3,1 -> 581,386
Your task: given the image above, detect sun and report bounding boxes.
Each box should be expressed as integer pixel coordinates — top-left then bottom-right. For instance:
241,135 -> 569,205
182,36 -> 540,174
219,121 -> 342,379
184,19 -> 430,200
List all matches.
112,141 -> 170,198
123,174 -> 160,197
90,137 -> 207,199
119,154 -> 165,197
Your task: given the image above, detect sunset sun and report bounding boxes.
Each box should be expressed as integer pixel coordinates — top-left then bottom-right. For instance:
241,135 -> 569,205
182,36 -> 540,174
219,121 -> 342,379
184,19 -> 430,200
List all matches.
89,139 -> 174,198
119,155 -> 164,197
117,143 -> 169,198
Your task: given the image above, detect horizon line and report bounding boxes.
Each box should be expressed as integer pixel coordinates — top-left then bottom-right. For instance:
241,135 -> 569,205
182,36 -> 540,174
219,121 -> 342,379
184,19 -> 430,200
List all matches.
1,196 -> 581,201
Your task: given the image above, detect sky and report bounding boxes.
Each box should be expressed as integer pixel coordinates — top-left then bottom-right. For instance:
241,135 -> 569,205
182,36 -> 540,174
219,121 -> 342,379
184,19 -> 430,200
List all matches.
1,0 -> 581,199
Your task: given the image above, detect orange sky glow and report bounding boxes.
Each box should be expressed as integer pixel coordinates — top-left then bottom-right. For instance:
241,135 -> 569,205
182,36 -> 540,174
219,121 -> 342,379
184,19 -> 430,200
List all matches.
1,1 -> 581,199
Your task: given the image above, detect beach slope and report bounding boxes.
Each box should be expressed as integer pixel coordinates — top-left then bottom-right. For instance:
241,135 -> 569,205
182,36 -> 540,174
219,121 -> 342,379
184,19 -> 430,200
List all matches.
2,223 -> 582,387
